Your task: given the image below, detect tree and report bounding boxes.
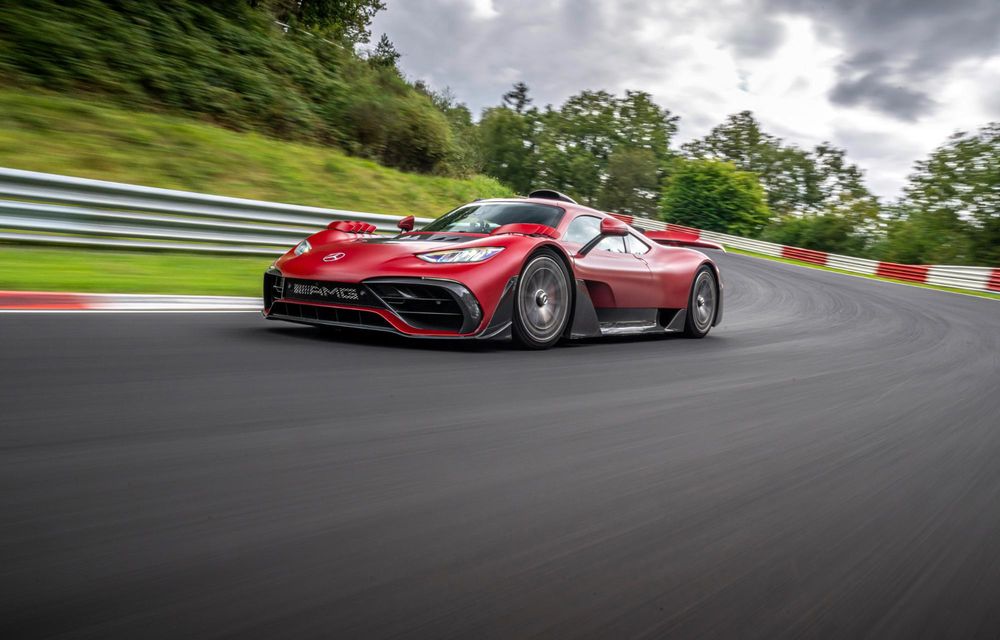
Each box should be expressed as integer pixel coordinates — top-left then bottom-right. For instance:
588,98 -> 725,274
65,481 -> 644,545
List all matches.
894,122 -> 1000,265
257,0 -> 387,43
660,159 -> 770,237
478,87 -> 680,206
368,33 -> 400,68
811,143 -> 879,223
522,89 -> 677,207
478,106 -> 538,194
683,111 -> 877,219
415,82 -> 482,174
379,93 -> 454,173
534,91 -> 619,204
683,111 -> 775,172
502,82 -> 532,114
597,148 -> 659,216
683,111 -> 817,214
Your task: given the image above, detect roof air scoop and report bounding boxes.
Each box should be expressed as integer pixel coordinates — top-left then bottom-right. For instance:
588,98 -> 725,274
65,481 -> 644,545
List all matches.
528,189 -> 578,204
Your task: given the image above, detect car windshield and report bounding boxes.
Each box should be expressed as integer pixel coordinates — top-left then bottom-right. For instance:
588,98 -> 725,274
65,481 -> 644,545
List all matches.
420,202 -> 564,234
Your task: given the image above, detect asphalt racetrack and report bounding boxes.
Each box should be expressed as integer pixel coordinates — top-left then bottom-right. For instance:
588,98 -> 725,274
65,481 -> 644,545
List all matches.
3,252 -> 1000,639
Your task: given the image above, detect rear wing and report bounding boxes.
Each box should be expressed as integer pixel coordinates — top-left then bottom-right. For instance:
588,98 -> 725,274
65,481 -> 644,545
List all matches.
643,230 -> 725,252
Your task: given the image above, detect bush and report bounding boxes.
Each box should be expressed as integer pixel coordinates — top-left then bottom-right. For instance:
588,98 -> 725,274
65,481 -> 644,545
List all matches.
761,214 -> 869,255
660,159 -> 770,237
0,0 -> 458,173
872,211 -> 977,265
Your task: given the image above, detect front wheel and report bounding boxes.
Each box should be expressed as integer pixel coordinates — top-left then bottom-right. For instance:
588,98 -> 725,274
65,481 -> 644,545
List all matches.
512,250 -> 572,349
684,266 -> 718,338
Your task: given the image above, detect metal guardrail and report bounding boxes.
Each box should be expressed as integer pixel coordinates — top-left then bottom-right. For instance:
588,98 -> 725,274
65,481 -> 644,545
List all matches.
1,168 -> 996,293
0,168 -> 433,255
628,217 -> 999,293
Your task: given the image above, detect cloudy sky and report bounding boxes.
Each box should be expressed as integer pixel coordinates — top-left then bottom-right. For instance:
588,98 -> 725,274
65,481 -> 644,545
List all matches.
371,0 -> 1000,199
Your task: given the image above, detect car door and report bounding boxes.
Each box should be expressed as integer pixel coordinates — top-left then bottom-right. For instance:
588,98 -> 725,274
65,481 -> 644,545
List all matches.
561,215 -> 654,308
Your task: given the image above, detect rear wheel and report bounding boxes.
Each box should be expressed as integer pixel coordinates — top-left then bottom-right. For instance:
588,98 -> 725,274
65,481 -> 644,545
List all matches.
512,250 -> 571,349
684,266 -> 717,338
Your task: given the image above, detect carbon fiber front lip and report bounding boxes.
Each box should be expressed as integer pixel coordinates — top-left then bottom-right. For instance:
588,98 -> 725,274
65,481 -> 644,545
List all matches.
264,312 -> 398,334
264,310 -> 478,340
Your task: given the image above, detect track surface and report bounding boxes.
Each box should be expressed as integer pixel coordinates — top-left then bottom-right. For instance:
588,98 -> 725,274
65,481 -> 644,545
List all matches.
3,253 -> 1000,639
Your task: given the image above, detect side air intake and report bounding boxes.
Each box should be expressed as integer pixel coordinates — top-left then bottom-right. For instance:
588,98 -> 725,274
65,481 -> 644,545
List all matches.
528,189 -> 577,204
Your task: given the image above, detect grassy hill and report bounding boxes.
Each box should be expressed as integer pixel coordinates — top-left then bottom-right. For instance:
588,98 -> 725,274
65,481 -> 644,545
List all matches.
0,1 -> 471,174
0,91 -> 513,296
0,91 -> 511,215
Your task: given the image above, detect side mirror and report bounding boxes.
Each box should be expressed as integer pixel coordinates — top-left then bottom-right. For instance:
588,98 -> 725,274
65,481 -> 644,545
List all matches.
578,217 -> 631,256
600,217 -> 629,236
397,215 -> 415,232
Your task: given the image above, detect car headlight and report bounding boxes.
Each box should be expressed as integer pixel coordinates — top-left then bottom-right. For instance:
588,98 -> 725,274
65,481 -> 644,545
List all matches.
417,247 -> 504,263
293,239 -> 311,256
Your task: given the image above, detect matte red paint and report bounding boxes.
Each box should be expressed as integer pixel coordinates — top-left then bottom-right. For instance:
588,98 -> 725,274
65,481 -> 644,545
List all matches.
573,247 -> 655,308
490,223 -> 560,239
666,223 -> 702,237
328,220 -> 378,234
600,217 -> 630,236
645,230 -> 725,252
265,197 -> 721,337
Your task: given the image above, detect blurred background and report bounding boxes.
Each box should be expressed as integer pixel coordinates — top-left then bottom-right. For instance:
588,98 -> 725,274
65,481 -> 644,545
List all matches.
0,0 -> 996,298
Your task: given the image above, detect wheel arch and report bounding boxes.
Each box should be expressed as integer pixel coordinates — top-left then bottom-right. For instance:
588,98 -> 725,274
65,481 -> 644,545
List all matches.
532,240 -> 576,280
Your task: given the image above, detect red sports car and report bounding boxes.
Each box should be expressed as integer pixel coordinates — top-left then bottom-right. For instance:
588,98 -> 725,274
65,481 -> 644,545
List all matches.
263,190 -> 723,349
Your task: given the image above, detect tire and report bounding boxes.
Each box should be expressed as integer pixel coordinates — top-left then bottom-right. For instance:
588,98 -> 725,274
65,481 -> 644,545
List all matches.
683,265 -> 718,338
512,250 -> 572,349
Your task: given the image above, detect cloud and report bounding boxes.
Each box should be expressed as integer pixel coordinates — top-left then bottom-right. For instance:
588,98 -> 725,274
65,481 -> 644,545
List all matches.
831,124 -> 925,196
728,17 -> 786,58
467,0 -> 498,19
769,0 -> 1000,119
828,62 -> 935,121
371,0 -> 1000,198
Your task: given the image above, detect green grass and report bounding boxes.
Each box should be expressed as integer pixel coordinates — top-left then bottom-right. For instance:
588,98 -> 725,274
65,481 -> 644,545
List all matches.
0,91 -> 513,217
0,246 -> 270,296
727,247 -> 1000,300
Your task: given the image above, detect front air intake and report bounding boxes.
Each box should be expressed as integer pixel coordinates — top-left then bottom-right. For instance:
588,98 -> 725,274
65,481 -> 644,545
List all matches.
366,281 -> 478,333
263,270 -> 283,311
